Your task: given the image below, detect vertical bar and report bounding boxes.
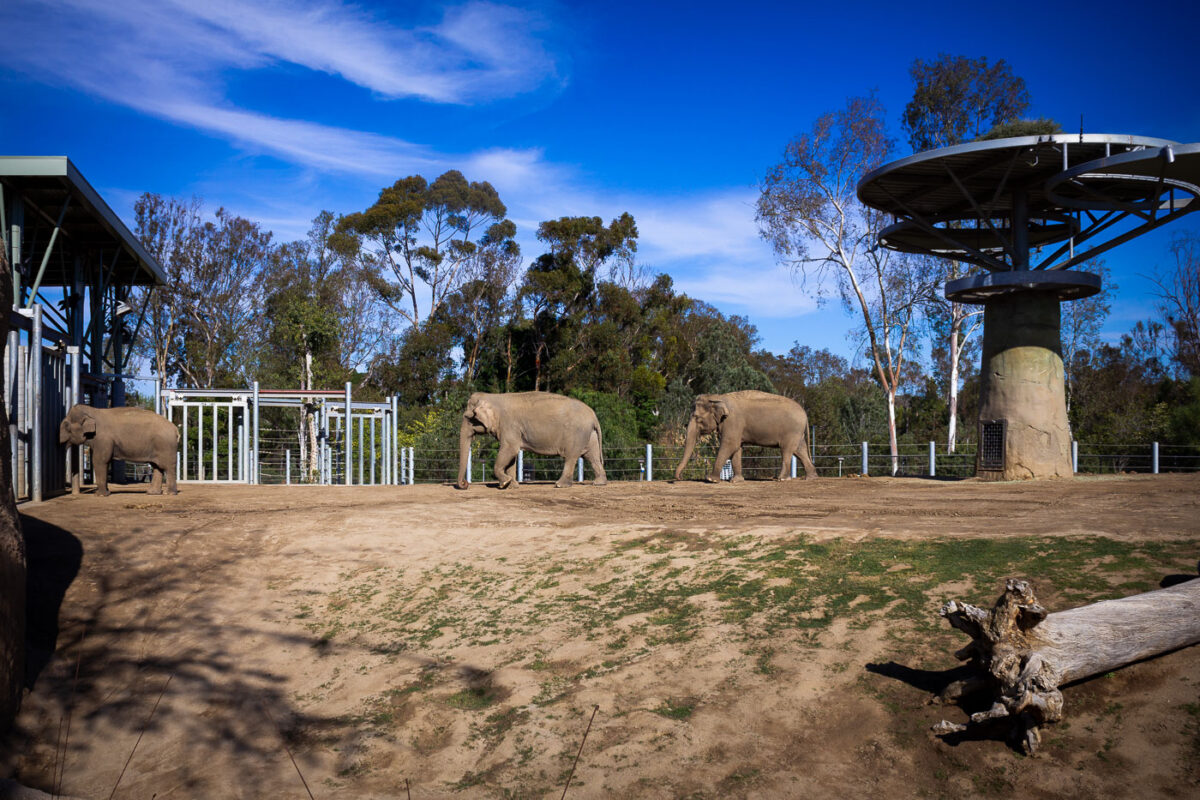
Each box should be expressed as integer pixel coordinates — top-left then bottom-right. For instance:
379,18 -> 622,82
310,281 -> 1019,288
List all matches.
517,450 -> 523,483
212,404 -> 218,480
154,378 -> 161,415
286,449 -> 291,485
645,443 -> 653,482
238,423 -> 245,481
31,306 -> 42,502
358,414 -> 364,485
69,345 -> 80,494
577,456 -> 583,483
929,441 -> 936,477
198,400 -> 204,482
1012,190 -> 1030,269
861,442 -> 868,476
811,426 -> 816,461
1152,441 -> 1159,475
344,381 -> 352,486
228,404 -> 234,481
1072,440 -> 1079,474
370,415 -> 376,485
791,455 -> 797,479
252,381 -> 260,485
466,450 -> 472,485
400,441 -> 407,486
408,446 -> 414,485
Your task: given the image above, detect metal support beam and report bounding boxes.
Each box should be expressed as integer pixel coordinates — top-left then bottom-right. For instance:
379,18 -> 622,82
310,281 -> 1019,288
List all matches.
344,381 -> 352,486
29,305 -> 42,502
25,196 -> 70,307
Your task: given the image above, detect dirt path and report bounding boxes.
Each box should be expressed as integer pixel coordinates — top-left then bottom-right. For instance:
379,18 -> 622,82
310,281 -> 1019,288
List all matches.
3,474 -> 1199,798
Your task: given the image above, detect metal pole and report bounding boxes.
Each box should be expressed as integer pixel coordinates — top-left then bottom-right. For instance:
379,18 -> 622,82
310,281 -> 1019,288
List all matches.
212,404 -> 218,480
861,442 -> 869,476
791,455 -> 797,479
1072,440 -> 1079,474
357,414 -> 364,485
645,443 -> 653,482
69,345 -> 80,494
252,381 -> 260,485
6,329 -> 15,498
929,441 -> 936,477
517,450 -> 523,483
183,405 -> 189,481
238,423 -> 245,481
1152,442 -> 1159,475
30,305 -> 42,502
286,449 -> 291,485
811,426 -> 816,461
154,378 -> 162,415
227,404 -> 233,481
400,441 -> 407,486
370,415 -> 376,485
198,400 -> 204,482
577,457 -> 583,483
466,450 -> 472,484
408,446 -> 414,485
344,381 -> 352,486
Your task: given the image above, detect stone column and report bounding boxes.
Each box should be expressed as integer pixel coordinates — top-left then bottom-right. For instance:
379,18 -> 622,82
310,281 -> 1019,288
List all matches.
976,292 -> 1073,480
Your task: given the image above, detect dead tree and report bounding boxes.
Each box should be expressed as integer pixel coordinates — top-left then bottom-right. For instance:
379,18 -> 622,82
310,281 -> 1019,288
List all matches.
933,574 -> 1200,754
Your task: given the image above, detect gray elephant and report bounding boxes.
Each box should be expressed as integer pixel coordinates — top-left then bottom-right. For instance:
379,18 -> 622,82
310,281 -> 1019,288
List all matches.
457,392 -> 607,489
674,390 -> 818,482
58,404 -> 180,496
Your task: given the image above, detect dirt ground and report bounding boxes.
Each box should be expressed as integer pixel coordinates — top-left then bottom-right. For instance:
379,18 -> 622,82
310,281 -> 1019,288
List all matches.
3,473 -> 1199,799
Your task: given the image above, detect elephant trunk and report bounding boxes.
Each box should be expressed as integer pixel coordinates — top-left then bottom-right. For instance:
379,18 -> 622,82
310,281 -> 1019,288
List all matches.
674,418 -> 699,480
456,417 -> 474,490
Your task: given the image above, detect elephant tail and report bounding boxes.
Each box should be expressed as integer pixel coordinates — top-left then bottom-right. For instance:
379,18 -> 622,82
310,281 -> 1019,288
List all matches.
593,418 -> 604,465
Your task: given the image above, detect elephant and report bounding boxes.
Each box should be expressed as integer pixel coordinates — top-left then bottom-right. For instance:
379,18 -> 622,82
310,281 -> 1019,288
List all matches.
58,404 -> 180,496
673,390 -> 818,483
457,392 -> 607,489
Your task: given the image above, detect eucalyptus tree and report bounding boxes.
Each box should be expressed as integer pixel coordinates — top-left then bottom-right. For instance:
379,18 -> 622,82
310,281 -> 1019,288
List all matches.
757,95 -> 937,474
901,54 -> 1038,452
1152,231 -> 1200,377
336,170 -> 516,330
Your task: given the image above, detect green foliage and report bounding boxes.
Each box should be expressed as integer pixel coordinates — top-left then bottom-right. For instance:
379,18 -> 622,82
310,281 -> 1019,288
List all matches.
976,118 -> 1063,140
568,389 -> 639,448
902,54 -> 1032,151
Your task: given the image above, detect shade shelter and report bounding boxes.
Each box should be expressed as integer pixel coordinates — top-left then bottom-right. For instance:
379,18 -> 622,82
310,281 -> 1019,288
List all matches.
2,156 -> 165,500
858,135 -> 1200,479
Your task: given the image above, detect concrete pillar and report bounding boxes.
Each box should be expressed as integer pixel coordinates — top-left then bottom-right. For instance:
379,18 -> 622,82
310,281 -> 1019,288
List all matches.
976,293 -> 1072,480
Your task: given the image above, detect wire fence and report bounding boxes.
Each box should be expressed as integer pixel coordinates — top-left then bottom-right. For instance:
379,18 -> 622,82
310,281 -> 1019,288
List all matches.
115,438 -> 1200,486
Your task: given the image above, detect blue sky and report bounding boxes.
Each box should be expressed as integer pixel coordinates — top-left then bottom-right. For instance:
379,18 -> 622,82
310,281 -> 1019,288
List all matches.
2,0 -> 1198,362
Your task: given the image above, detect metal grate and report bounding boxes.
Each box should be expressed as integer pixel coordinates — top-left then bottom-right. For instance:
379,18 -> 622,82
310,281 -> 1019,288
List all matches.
979,419 -> 1007,471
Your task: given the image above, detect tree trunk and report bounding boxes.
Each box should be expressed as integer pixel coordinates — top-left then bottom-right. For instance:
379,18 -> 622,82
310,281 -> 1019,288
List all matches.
0,253 -> 24,733
947,303 -> 961,454
674,419 -> 700,480
886,389 -> 899,476
934,575 -> 1200,754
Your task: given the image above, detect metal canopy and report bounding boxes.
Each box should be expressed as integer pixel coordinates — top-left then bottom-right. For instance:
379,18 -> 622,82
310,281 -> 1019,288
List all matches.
856,134 -> 1198,277
0,156 -> 165,286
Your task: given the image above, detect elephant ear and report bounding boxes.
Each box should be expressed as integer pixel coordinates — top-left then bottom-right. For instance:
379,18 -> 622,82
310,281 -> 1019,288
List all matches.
81,417 -> 98,436
709,399 -> 730,424
472,399 -> 498,432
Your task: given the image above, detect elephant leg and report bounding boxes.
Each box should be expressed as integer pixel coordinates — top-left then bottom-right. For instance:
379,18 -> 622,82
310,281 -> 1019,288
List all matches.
147,465 -> 164,495
729,447 -> 746,483
494,442 -> 519,489
164,458 -> 179,494
707,438 -> 739,483
585,430 -> 607,485
92,444 -> 113,496
555,454 -> 578,488
777,437 -> 802,480
796,433 -> 818,479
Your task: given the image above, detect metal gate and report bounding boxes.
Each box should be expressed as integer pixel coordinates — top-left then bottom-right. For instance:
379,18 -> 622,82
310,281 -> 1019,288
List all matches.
167,397 -> 250,483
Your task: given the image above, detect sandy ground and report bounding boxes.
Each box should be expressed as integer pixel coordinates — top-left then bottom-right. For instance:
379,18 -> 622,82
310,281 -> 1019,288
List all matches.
2,473 -> 1199,799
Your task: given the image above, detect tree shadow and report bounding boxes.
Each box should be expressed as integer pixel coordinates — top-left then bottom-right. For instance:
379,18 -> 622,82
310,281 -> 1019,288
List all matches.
1159,563 -> 1199,588
21,515 -> 82,688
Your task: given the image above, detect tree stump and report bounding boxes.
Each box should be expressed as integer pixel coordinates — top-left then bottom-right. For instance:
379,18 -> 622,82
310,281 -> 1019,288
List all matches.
934,574 -> 1200,754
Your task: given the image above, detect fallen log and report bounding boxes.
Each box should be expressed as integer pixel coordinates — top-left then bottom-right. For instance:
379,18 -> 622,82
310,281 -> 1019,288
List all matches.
933,571 -> 1200,754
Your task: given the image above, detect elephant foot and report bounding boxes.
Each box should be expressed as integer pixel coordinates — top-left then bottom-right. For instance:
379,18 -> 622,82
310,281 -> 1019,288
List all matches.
498,478 -> 515,489
554,481 -> 571,488
95,489 -> 111,497
703,475 -> 721,484
146,489 -> 163,496
729,475 -> 746,484
167,489 -> 180,495
455,480 -> 469,490
593,478 -> 608,486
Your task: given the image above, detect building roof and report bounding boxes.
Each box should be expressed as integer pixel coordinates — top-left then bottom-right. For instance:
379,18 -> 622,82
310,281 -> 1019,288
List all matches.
1,156 -> 166,287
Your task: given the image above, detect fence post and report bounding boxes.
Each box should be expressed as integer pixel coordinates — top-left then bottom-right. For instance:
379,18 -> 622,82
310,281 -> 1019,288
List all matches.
1072,440 -> 1078,474
408,446 -> 414,485
1152,441 -> 1159,474
861,442 -> 868,476
252,381 -> 260,485
811,425 -> 816,462
344,381 -> 352,486
929,441 -> 936,478
517,450 -> 523,483
466,450 -> 472,484
577,457 -> 583,483
286,450 -> 291,485
645,443 -> 653,482
30,305 -> 42,503
68,345 -> 80,494
400,443 -> 407,486
791,455 -> 797,479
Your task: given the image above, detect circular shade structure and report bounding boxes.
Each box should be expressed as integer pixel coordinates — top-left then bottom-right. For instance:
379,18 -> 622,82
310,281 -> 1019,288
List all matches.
857,134 -> 1200,480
